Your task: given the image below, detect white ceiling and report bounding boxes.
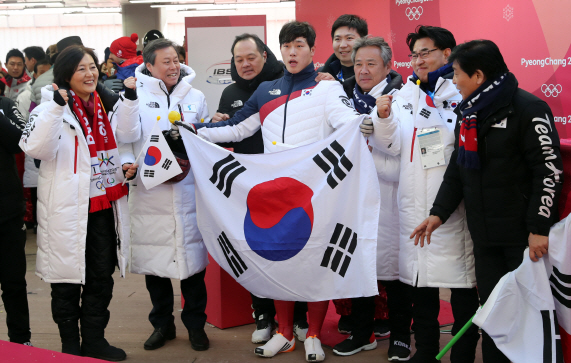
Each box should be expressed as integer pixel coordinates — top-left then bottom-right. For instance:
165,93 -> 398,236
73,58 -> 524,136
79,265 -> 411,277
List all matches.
0,0 -> 293,9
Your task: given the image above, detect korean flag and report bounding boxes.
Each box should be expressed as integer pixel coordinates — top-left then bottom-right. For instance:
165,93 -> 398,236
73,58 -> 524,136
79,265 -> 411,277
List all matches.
140,122 -> 183,190
180,121 -> 380,302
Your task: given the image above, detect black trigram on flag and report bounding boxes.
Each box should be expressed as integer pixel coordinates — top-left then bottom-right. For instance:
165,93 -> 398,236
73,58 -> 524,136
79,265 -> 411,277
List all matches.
210,154 -> 246,198
218,231 -> 248,278
540,310 -> 563,363
420,108 -> 431,118
550,266 -> 571,308
313,140 -> 353,189
144,170 -> 154,178
162,158 -> 173,170
150,135 -> 159,142
320,223 -> 357,277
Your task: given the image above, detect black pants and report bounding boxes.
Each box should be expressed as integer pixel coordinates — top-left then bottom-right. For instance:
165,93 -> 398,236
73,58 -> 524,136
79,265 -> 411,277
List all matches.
0,215 -> 30,343
350,280 -> 413,345
473,244 -> 526,363
412,286 -> 480,363
51,208 -> 117,339
145,269 -> 207,331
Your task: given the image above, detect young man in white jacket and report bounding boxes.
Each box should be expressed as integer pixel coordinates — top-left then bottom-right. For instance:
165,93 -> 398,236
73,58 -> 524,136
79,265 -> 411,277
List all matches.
370,26 -> 480,363
192,21 -> 372,363
119,38 -> 211,352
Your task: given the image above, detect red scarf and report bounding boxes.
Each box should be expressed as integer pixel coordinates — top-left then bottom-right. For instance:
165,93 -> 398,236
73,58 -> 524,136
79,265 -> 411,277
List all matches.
70,90 -> 127,212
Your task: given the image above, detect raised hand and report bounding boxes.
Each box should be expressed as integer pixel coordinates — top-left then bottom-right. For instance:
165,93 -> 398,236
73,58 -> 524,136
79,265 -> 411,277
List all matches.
376,94 -> 393,119
123,76 -> 137,90
52,83 -> 69,104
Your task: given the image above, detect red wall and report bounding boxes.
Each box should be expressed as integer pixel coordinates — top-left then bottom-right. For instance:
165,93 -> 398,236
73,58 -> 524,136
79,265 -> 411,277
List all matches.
297,0 -> 571,138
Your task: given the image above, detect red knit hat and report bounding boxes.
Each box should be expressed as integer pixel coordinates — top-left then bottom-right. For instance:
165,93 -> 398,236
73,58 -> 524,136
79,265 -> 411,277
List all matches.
110,33 -> 138,59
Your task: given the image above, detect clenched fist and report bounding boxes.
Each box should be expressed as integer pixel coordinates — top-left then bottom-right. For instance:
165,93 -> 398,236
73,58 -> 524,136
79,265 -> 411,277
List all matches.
376,94 -> 393,119
123,76 -> 137,90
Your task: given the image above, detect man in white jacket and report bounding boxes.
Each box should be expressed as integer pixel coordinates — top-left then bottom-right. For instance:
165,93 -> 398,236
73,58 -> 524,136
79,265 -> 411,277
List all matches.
370,26 -> 480,363
119,38 -> 211,352
332,36 -> 413,362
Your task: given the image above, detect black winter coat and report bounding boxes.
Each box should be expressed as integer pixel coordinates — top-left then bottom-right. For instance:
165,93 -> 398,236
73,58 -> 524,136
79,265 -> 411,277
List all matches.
0,96 -> 26,222
430,73 -> 564,247
319,53 -> 354,83
217,44 -> 283,154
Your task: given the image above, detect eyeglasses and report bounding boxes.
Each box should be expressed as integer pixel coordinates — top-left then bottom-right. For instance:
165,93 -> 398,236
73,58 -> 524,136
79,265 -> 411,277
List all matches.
408,48 -> 439,61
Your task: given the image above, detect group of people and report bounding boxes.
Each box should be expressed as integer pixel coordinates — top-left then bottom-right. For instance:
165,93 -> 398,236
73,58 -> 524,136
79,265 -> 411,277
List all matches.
0,13 -> 563,363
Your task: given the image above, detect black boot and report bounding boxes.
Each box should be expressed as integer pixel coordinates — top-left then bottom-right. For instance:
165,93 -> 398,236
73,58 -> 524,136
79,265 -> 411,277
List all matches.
81,326 -> 126,362
144,317 -> 176,350
58,320 -> 81,356
189,328 -> 209,351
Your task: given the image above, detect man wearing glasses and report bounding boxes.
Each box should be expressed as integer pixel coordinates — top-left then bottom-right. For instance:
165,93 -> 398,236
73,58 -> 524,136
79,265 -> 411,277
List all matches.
368,26 -> 480,363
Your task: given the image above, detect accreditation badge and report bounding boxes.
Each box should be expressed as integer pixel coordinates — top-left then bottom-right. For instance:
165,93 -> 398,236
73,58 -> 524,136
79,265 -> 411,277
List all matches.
417,128 -> 446,169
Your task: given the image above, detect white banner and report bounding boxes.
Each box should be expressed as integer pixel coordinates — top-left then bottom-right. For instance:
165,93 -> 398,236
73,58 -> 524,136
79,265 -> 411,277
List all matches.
181,121 -> 381,301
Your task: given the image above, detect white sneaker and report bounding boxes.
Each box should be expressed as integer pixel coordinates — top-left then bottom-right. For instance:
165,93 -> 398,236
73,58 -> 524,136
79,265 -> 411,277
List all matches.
304,336 -> 325,362
252,313 -> 276,344
293,321 -> 309,342
254,333 -> 295,357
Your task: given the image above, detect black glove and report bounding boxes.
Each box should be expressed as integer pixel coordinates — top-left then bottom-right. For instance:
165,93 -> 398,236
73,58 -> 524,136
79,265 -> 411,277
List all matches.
53,89 -> 67,106
103,79 -> 124,93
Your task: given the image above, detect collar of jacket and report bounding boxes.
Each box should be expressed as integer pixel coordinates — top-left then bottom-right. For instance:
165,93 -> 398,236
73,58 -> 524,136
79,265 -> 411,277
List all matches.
321,53 -> 342,77
412,62 -> 453,93
135,63 -> 195,96
344,69 -> 403,98
283,62 -> 316,81
476,72 -> 518,137
230,44 -> 283,91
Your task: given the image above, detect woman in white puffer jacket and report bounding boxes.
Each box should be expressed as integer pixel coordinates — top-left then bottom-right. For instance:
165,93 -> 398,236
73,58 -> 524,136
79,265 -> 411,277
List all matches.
19,45 -> 140,361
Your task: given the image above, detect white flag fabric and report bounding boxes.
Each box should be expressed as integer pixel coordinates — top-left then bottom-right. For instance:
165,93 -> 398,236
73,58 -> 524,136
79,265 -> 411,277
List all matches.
546,215 -> 571,362
473,248 -> 564,363
180,121 -> 380,301
140,122 -> 182,190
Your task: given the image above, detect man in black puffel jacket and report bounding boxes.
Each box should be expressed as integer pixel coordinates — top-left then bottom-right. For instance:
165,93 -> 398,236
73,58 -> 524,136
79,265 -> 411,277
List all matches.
411,39 -> 564,363
0,95 -> 32,346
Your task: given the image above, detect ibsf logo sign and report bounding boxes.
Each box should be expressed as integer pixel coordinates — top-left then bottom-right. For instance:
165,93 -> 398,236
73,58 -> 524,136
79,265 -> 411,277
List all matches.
405,6 -> 423,20
206,60 -> 232,85
541,84 -> 562,97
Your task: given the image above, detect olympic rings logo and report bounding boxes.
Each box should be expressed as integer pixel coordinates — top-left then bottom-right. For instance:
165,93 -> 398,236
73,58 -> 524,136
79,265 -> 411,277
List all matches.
405,6 -> 423,20
96,181 -> 106,190
541,84 -> 562,97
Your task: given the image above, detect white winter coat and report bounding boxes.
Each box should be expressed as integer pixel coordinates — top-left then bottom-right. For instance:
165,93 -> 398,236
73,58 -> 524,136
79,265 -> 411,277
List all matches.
370,76 -> 476,288
119,63 -> 209,280
18,85 -> 141,284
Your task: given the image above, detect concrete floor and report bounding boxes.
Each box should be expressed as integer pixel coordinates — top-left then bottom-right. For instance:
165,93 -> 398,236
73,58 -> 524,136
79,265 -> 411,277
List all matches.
0,230 -> 484,362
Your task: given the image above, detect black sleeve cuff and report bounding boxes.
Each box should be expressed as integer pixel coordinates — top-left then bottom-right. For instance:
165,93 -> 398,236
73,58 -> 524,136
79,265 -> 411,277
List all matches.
430,206 -> 450,224
123,86 -> 137,101
53,89 -> 66,106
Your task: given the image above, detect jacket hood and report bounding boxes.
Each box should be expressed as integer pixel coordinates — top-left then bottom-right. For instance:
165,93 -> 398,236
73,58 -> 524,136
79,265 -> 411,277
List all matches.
230,44 -> 283,91
135,63 -> 196,92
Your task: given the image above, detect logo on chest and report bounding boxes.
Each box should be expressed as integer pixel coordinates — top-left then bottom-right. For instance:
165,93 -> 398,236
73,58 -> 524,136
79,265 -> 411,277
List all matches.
231,100 -> 243,108
269,89 -> 281,96
302,89 -> 313,97
146,102 -> 160,109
